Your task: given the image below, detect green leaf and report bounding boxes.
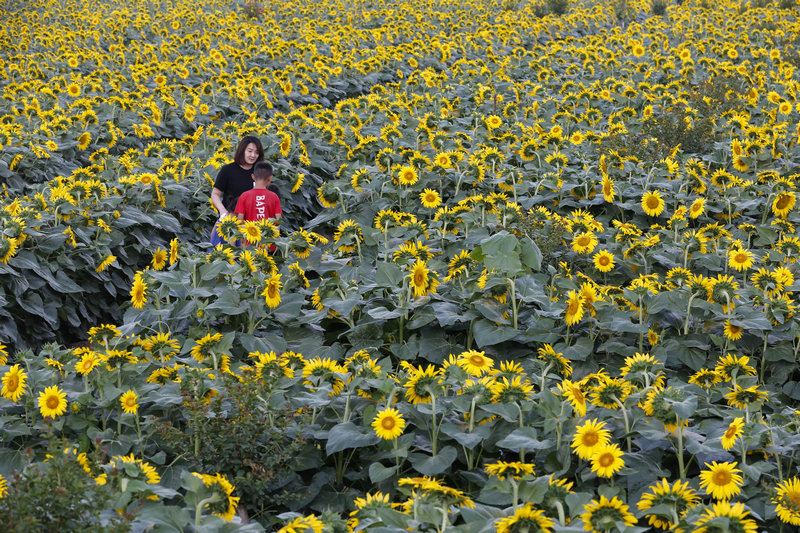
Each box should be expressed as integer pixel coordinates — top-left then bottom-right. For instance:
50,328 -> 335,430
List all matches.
325,422 -> 380,455
472,319 -> 518,347
367,306 -> 404,320
409,446 -> 457,476
205,289 -> 243,315
369,462 -> 399,483
496,427 -> 552,451
520,237 -> 542,271
376,261 -> 403,287
477,231 -> 522,275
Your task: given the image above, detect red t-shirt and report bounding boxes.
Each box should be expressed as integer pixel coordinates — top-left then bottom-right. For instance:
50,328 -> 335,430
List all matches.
234,188 -> 281,221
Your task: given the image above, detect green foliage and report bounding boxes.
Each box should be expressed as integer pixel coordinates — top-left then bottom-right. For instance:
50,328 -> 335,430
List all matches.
153,370 -> 310,522
0,443 -> 132,533
651,0 -> 668,14
546,0 -> 570,14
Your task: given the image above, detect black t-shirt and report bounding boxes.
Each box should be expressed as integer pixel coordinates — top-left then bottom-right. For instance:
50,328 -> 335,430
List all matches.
213,162 -> 282,214
214,162 -> 254,214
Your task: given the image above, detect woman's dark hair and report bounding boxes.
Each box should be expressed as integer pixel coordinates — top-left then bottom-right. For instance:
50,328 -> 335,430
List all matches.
233,136 -> 265,165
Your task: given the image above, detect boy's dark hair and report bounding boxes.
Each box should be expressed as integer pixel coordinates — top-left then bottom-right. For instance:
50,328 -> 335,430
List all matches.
253,161 -> 273,181
233,136 -> 265,165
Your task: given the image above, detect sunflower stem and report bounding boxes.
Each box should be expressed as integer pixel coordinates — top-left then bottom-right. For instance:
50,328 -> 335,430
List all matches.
741,434 -> 747,467
555,400 -> 566,451
683,293 -> 697,335
135,414 -> 143,453
541,362 -> 553,394
638,294 -> 644,352
676,421 -> 686,480
554,501 -> 566,525
195,494 -> 221,526
510,477 -> 519,509
613,396 -> 632,453
430,392 -> 439,456
507,278 -> 518,330
342,392 -> 351,424
516,402 -> 526,462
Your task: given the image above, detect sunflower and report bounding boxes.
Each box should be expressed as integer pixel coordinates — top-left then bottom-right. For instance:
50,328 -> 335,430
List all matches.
419,188 -> 441,209
404,364 -> 442,404
397,165 -> 419,186
278,515 -> 325,533
0,236 -> 19,263
728,248 -> 754,272
580,495 -> 637,532
693,501 -> 757,533
725,385 -> 768,409
291,172 -> 305,193
485,115 -> 502,130
140,332 -> 180,361
352,490 -> 393,514
372,408 -> 406,440
262,273 -> 282,308
493,376 -> 534,403
689,368 -> 722,389
241,221 -> 262,245
723,319 -> 744,341
689,197 -> 706,218
773,191 -> 796,217
699,461 -> 743,500
192,472 -> 240,522
590,443 -> 625,478
720,417 -> 744,451
638,478 -> 700,530
456,349 -> 494,376
641,190 -> 666,217
120,390 -> 139,414
75,352 -> 100,375
1,364 -> 27,402
130,272 -> 147,309
409,259 -> 439,298
302,357 -> 346,396
590,377 -> 631,409
190,332 -> 223,362
206,244 -> 236,265
279,133 -> 292,157
151,247 -> 167,271
484,461 -> 535,481
216,215 -> 243,243
600,175 -> 615,203
593,250 -> 615,272
564,290 -> 584,326
571,232 -> 598,254
317,183 -> 339,208
67,83 -> 81,97
557,379 -> 587,416
495,503 -> 553,533
642,387 -> 686,431
774,477 -> 800,526
38,385 -> 68,418
715,353 -> 756,381
571,418 -> 611,460
537,344 -> 572,377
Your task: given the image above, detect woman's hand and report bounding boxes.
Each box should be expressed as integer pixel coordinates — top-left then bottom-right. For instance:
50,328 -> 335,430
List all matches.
211,187 -> 227,218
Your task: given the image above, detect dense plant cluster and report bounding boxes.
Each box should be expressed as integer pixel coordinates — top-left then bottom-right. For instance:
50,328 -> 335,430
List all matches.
2,0 -> 800,530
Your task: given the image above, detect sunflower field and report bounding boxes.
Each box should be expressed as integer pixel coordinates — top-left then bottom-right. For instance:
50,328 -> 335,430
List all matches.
2,0 -> 800,530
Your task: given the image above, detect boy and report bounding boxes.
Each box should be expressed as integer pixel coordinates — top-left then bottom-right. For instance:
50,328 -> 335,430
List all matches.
234,161 -> 282,223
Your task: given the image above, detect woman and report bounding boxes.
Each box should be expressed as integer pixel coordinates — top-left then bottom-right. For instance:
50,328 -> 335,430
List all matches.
209,136 -> 274,245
